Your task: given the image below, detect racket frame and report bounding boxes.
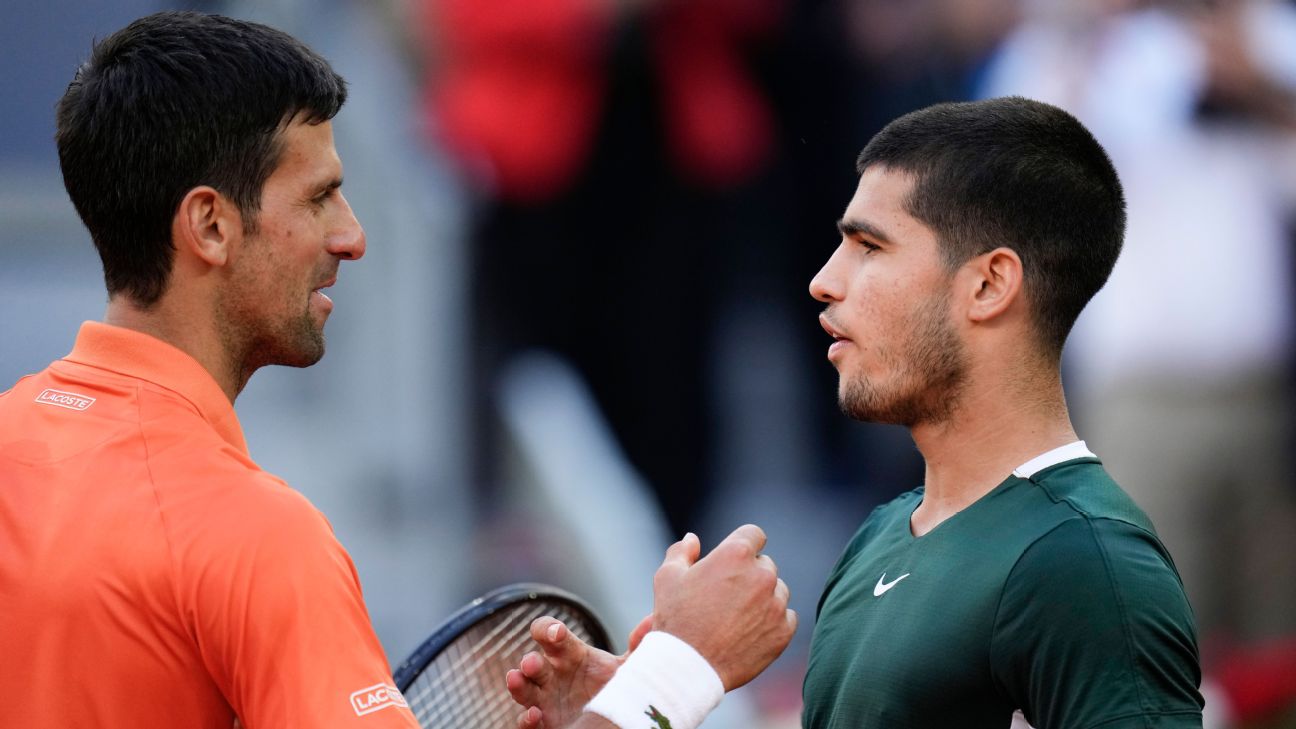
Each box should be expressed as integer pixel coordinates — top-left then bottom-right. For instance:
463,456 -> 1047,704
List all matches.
392,582 -> 613,692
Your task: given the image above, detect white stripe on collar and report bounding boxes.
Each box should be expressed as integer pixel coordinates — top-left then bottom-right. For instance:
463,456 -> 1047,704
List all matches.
1012,440 -> 1096,479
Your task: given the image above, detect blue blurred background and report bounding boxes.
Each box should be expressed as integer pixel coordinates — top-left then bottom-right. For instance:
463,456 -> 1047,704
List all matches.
4,0 -> 1296,725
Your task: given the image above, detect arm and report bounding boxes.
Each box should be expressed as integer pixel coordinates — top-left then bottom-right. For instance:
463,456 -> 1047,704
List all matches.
991,518 -> 1203,729
508,525 -> 797,728
180,479 -> 418,727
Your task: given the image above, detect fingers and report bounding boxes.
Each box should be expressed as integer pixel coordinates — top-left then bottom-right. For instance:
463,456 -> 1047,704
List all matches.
529,617 -> 565,651
648,524 -> 794,691
528,617 -> 588,666
506,665 -> 540,709
521,650 -> 555,683
655,532 -> 702,594
505,649 -> 559,711
516,706 -> 542,729
659,532 -> 701,573
656,525 -> 768,591
719,523 -> 767,558
626,613 -> 653,653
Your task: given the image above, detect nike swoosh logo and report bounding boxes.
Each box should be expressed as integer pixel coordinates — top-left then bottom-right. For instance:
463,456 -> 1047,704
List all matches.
873,572 -> 911,597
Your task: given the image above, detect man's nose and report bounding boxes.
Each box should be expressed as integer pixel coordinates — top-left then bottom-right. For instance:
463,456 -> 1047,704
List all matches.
809,245 -> 846,303
329,194 -> 366,261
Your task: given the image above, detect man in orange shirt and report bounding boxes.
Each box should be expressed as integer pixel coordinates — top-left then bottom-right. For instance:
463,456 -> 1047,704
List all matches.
0,11 -> 421,727
0,10 -> 794,727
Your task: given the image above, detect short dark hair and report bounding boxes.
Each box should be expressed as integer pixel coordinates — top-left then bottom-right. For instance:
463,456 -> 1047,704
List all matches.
56,11 -> 348,305
857,96 -> 1125,357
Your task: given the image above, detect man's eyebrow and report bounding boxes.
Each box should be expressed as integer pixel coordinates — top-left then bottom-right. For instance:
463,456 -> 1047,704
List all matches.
837,217 -> 894,244
312,176 -> 343,196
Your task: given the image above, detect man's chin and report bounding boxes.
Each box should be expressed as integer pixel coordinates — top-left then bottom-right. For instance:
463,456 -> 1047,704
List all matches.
284,347 -> 325,369
293,336 -> 326,368
261,329 -> 326,369
839,393 -> 883,424
839,382 -> 909,426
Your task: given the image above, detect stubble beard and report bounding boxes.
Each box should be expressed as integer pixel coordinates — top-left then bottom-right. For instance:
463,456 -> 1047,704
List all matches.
839,293 -> 968,428
248,310 -> 326,370
216,260 -> 328,390
217,298 -> 326,392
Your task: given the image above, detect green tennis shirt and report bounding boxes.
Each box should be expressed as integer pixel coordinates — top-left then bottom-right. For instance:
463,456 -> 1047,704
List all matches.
802,454 -> 1203,729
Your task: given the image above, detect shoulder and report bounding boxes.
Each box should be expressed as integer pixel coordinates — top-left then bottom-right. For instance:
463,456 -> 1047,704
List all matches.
1028,459 -> 1130,507
1002,515 -> 1186,618
1028,460 -> 1159,534
136,403 -> 341,594
991,517 -> 1201,726
136,384 -> 309,533
158,470 -> 409,726
1048,516 -> 1193,636
165,463 -> 363,646
162,460 -> 337,572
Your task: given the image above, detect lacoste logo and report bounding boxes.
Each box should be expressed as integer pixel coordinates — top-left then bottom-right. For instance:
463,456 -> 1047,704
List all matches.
645,705 -> 673,729
349,682 -> 408,717
873,572 -> 910,597
34,389 -> 96,411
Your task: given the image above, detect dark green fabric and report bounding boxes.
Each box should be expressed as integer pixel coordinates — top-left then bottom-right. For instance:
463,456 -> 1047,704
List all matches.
802,459 -> 1203,729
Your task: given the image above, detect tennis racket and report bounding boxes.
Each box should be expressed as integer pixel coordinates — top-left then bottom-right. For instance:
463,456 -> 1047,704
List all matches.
393,582 -> 613,728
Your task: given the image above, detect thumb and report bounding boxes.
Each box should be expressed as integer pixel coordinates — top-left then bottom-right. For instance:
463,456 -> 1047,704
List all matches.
654,533 -> 701,597
658,532 -> 701,576
626,613 -> 654,653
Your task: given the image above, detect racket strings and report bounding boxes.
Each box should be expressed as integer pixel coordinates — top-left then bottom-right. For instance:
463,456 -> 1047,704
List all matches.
413,603 -> 597,728
409,603 -> 596,728
408,602 -> 542,725
403,600 -> 602,728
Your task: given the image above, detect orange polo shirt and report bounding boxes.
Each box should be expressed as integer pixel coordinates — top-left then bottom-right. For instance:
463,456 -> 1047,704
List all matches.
0,322 -> 418,728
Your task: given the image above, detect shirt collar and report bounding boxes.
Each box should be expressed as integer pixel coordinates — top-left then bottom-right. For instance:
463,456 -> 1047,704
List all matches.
63,321 -> 249,455
1012,440 -> 1097,479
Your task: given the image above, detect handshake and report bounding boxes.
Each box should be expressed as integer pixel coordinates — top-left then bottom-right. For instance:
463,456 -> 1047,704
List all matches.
506,524 -> 797,729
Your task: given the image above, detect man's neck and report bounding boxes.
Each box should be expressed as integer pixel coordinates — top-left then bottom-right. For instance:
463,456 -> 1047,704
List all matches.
907,368 -> 1077,537
104,297 -> 244,403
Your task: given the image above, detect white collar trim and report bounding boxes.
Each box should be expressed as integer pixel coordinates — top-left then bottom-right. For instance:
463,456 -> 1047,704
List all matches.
1012,440 -> 1096,479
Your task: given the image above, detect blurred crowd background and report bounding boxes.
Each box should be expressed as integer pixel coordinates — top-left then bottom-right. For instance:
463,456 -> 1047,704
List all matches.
3,0 -> 1296,726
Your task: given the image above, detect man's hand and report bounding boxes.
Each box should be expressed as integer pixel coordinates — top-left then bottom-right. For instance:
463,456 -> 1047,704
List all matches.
508,525 -> 796,728
652,525 -> 796,690
507,615 -> 652,728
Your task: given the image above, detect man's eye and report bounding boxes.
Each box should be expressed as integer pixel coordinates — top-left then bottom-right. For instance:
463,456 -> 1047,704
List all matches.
859,240 -> 880,252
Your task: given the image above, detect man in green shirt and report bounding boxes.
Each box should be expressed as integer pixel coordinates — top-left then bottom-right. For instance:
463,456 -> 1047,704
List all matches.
798,96 -> 1202,728
804,449 -> 1201,727
507,96 -> 1203,729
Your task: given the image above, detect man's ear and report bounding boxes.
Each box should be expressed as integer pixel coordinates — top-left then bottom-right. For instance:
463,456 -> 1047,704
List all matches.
172,186 -> 243,268
964,246 -> 1024,324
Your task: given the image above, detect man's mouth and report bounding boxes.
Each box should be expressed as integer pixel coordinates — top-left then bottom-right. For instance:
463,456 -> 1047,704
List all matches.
819,313 -> 850,343
820,312 -> 853,361
312,277 -> 337,305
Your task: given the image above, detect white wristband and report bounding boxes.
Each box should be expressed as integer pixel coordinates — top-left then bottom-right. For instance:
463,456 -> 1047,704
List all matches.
584,631 -> 724,729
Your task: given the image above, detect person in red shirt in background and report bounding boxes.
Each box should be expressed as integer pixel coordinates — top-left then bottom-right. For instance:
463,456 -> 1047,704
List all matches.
418,0 -> 786,539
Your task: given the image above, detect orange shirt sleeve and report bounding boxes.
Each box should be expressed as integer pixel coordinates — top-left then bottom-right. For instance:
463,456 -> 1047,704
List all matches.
170,472 -> 419,728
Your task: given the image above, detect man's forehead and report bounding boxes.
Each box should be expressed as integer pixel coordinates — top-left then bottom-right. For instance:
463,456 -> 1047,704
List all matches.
271,119 -> 342,180
838,165 -> 947,254
842,167 -> 915,224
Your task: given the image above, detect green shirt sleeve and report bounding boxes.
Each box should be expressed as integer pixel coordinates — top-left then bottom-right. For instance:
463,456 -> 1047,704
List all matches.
989,517 -> 1203,729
